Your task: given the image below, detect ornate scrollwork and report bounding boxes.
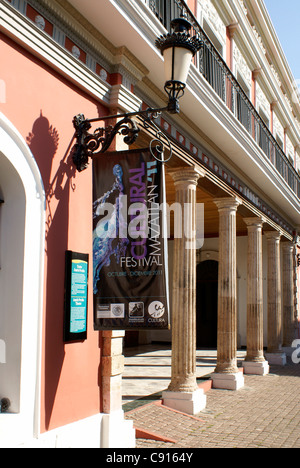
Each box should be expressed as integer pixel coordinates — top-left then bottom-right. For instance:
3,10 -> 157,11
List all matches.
72,108 -> 173,171
72,114 -> 140,172
72,114 -> 92,172
142,115 -> 172,163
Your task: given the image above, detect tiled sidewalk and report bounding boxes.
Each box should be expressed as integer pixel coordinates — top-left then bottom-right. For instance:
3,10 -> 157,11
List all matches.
124,353 -> 300,448
122,345 -> 246,408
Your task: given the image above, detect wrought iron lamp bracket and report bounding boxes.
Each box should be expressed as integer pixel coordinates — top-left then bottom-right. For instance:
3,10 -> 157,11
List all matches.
72,106 -> 173,172
71,13 -> 201,172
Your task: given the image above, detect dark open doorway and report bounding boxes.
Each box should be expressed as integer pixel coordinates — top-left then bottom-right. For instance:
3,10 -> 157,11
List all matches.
196,260 -> 218,348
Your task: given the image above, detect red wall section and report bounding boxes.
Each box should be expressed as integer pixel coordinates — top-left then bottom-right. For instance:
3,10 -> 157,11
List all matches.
0,33 -> 106,433
187,0 -> 197,16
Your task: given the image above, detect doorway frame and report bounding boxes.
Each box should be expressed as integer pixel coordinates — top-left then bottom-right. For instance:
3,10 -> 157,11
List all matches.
0,112 -> 45,446
196,251 -> 219,348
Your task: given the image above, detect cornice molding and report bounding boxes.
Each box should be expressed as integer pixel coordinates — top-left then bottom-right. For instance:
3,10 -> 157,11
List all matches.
1,1 -> 144,115
1,0 -> 150,115
38,0 -> 116,60
16,0 -> 149,81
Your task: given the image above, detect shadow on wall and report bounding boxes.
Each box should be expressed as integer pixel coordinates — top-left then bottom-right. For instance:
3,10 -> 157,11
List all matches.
26,111 -> 76,430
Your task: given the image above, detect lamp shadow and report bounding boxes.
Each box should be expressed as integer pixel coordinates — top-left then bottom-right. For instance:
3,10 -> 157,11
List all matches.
26,111 -> 76,430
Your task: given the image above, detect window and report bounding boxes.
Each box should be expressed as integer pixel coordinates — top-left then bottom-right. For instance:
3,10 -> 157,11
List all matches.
203,19 -> 224,57
235,72 -> 251,131
259,108 -> 270,129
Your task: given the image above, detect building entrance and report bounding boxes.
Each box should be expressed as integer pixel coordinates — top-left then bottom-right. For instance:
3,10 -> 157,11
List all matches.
0,114 -> 44,444
196,260 -> 218,348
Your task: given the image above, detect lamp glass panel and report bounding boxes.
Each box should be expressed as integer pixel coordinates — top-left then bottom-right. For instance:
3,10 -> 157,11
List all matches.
163,46 -> 193,85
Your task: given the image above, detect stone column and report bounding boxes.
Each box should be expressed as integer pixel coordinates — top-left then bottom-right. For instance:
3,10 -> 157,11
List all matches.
282,242 -> 296,348
242,218 -> 269,375
212,197 -> 244,390
162,166 -> 207,415
265,231 -> 286,365
101,331 -> 135,448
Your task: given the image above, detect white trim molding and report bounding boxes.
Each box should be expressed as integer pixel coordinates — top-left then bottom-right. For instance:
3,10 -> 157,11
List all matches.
0,112 -> 45,447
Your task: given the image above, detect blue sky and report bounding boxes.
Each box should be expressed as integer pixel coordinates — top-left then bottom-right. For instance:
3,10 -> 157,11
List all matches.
264,0 -> 300,80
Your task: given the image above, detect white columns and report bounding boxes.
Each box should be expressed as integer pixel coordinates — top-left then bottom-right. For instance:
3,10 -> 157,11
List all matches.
212,198 -> 244,390
265,231 -> 286,366
242,218 -> 269,375
162,166 -> 206,415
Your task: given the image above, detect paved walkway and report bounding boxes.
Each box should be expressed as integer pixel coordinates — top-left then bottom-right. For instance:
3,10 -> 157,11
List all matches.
123,345 -> 300,448
122,345 -> 246,408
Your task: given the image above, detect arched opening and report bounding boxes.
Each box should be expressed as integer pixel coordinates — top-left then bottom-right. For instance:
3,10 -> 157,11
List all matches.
196,260 -> 218,349
0,153 -> 26,413
0,113 -> 44,445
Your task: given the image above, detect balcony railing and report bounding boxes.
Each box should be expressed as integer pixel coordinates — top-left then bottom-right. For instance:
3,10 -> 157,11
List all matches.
147,0 -> 300,199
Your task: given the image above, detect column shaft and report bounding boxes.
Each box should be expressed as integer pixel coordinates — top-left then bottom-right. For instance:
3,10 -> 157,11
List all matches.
282,242 -> 296,347
265,231 -> 282,353
244,218 -> 265,362
162,166 -> 207,415
242,218 -> 269,375
168,167 -> 202,393
214,198 -> 240,374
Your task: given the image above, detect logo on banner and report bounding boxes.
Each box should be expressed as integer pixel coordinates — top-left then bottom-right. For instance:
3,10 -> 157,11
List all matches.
149,301 -> 165,318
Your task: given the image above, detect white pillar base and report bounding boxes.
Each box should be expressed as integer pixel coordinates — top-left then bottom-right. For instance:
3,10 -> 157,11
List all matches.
212,371 -> 244,390
162,388 -> 206,415
101,410 -> 136,448
242,360 -> 269,376
265,353 -> 287,366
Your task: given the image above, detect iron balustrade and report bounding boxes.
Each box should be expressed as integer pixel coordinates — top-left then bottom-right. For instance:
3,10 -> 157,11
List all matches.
147,0 -> 300,198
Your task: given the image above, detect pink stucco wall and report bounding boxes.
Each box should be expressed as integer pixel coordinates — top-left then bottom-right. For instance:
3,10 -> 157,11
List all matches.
0,33 -> 107,433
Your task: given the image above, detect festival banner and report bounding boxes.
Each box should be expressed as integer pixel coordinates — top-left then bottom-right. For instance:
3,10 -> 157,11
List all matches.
92,149 -> 169,330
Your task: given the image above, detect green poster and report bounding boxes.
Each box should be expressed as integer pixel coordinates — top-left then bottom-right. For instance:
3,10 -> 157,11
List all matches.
70,259 -> 88,334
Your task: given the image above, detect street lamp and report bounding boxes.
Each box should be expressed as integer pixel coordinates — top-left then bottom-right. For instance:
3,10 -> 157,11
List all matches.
72,16 -> 201,171
156,16 -> 201,114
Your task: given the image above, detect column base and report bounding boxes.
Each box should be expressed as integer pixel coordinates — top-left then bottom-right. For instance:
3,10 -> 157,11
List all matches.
242,360 -> 269,376
212,371 -> 244,390
162,388 -> 206,415
265,353 -> 287,366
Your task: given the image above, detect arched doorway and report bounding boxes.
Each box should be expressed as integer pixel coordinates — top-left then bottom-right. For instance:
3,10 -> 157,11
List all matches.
196,260 -> 218,348
0,113 -> 44,445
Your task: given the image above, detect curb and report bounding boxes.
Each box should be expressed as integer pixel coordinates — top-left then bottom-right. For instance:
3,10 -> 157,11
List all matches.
126,378 -> 213,442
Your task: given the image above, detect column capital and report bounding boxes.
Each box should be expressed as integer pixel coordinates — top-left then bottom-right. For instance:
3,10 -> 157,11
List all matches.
252,68 -> 262,80
264,230 -> 282,241
282,241 -> 295,253
214,197 -> 241,212
243,216 -> 264,230
227,22 -> 239,38
170,166 -> 205,187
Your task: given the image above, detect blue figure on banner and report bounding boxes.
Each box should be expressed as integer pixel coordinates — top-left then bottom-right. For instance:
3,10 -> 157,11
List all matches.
93,164 -> 128,294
